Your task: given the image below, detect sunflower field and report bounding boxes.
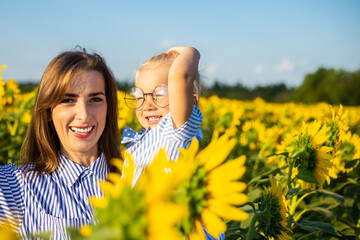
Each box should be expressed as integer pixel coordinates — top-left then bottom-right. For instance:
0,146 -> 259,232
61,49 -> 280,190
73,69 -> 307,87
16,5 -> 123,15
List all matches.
1,65 -> 360,239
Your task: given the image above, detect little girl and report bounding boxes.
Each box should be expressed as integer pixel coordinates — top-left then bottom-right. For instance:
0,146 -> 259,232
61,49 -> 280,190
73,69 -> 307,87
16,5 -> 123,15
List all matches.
122,46 -> 203,183
122,46 -> 224,240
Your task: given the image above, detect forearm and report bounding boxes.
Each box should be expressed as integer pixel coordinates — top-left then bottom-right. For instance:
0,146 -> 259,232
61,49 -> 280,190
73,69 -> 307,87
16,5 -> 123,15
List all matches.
168,46 -> 200,84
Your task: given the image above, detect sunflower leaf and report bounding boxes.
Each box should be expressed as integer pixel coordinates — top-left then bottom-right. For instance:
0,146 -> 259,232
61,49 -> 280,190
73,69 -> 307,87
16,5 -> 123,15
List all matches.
351,195 -> 359,224
265,152 -> 289,158
293,219 -> 338,236
288,187 -> 301,196
297,169 -> 319,184
317,189 -> 344,206
344,158 -> 360,168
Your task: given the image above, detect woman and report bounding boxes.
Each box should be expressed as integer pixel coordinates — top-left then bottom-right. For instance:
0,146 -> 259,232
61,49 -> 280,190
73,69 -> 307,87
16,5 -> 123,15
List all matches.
0,49 -> 120,239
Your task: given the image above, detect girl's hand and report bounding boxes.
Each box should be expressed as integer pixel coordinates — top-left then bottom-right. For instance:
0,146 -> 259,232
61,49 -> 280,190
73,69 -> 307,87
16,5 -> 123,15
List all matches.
166,46 -> 197,56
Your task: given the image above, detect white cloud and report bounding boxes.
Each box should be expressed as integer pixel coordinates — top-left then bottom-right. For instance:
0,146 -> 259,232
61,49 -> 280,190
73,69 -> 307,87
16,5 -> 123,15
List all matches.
160,40 -> 177,48
275,58 -> 295,73
254,64 -> 264,74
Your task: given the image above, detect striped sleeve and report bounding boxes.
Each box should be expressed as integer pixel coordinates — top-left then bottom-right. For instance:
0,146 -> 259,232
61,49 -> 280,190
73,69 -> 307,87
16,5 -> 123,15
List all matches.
170,105 -> 203,141
0,163 -> 24,229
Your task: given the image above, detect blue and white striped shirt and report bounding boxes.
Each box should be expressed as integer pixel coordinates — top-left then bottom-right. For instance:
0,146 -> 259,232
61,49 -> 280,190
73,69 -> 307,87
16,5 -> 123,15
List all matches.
123,105 -> 203,184
0,153 -> 108,239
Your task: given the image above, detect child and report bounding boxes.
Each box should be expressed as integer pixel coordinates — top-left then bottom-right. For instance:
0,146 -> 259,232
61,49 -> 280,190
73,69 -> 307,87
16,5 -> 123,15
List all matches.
122,46 -> 224,240
122,46 -> 202,183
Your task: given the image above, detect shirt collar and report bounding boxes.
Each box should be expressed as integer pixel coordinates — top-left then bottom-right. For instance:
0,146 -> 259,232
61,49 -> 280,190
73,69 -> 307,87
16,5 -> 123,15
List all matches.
55,152 -> 109,188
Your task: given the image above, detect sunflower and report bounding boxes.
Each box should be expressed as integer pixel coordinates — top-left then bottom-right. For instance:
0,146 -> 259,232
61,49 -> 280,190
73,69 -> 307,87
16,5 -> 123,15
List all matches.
240,120 -> 266,150
0,221 -> 19,240
336,132 -> 360,173
257,175 -> 292,240
171,133 -> 249,239
281,121 -> 337,188
324,105 -> 351,173
85,152 -> 186,240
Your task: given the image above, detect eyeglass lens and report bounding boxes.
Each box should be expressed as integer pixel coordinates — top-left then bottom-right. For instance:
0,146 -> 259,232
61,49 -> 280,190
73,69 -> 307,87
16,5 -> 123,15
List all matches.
125,84 -> 169,109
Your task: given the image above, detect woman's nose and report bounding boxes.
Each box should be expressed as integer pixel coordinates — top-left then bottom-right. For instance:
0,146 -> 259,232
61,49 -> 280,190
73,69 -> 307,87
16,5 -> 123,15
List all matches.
76,101 -> 90,120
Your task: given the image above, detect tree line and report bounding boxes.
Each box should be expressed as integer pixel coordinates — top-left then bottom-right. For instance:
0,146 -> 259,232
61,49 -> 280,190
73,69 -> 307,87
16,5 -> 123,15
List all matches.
18,67 -> 360,106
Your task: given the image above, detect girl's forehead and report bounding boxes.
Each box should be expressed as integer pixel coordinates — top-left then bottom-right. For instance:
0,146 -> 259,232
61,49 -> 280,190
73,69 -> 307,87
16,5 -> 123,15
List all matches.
135,67 -> 169,91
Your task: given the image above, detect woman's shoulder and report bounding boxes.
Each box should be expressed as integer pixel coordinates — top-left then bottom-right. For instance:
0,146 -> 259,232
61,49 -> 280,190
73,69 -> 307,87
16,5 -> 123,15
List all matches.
0,163 -> 39,181
0,163 -> 21,175
0,163 -> 24,198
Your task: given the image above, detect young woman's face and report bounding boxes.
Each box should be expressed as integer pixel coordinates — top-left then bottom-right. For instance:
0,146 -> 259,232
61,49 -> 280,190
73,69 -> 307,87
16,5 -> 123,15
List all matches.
135,67 -> 170,129
51,70 -> 107,158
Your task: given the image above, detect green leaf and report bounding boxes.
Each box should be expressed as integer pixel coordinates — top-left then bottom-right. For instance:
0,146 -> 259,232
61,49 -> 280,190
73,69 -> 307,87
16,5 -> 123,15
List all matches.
248,176 -> 261,186
351,195 -> 359,224
317,189 -> 345,206
297,169 -> 319,184
294,220 -> 337,236
306,207 -> 333,219
288,187 -> 301,196
345,184 -> 360,195
345,158 -> 360,168
247,188 -> 263,202
265,152 -> 289,158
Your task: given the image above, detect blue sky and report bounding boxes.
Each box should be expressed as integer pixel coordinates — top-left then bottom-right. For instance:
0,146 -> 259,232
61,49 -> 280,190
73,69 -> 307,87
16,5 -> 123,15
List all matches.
1,0 -> 359,88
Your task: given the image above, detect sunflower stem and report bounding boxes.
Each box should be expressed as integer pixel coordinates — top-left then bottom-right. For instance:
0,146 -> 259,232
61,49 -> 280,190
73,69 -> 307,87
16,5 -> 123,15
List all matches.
286,158 -> 294,189
246,207 -> 268,240
295,191 -> 316,208
293,208 -> 309,222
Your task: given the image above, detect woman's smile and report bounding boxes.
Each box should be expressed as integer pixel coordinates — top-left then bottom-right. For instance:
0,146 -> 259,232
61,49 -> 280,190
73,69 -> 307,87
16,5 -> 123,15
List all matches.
70,126 -> 95,138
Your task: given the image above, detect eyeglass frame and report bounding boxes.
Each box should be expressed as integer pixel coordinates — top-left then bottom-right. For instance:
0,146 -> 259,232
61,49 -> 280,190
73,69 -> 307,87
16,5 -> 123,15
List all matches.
124,84 -> 169,110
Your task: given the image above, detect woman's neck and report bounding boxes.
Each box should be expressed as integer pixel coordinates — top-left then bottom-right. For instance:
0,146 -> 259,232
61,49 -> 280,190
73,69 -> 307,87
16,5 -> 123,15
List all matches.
59,147 -> 99,167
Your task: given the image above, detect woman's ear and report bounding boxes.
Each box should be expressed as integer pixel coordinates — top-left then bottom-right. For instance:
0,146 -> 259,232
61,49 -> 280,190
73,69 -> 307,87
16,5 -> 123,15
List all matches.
193,94 -> 199,107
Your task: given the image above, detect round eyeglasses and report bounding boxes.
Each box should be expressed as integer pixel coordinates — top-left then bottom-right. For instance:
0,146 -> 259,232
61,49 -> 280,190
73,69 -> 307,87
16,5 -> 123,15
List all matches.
124,84 -> 169,110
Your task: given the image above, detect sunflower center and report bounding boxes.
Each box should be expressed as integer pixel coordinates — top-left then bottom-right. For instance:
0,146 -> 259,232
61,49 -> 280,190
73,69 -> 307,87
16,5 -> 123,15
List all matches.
258,193 -> 285,238
292,133 -> 317,171
95,184 -> 148,239
325,121 -> 340,148
246,128 -> 258,143
173,166 -> 208,235
339,141 -> 355,162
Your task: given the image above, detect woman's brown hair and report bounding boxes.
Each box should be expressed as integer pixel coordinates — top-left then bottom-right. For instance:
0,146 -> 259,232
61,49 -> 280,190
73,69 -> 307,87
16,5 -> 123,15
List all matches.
21,48 -> 120,173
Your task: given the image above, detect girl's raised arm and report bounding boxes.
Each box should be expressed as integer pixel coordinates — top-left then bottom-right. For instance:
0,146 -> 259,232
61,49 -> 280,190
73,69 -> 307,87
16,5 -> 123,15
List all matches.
167,46 -> 200,129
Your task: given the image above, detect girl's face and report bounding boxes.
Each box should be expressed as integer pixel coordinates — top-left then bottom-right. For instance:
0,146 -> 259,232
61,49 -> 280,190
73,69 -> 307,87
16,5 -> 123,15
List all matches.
135,67 -> 170,129
51,70 -> 107,158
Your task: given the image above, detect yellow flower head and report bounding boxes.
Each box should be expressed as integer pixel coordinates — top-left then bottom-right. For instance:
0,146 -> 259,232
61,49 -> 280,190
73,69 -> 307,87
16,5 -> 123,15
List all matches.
286,121 -> 337,188
337,132 -> 360,173
172,133 -> 249,239
0,221 -> 19,240
240,119 -> 267,150
259,175 -> 292,240
87,154 -> 186,240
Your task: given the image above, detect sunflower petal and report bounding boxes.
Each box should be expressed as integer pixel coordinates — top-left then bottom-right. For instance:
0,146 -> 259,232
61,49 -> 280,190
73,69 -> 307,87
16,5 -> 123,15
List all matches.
201,208 -> 227,239
207,200 -> 249,221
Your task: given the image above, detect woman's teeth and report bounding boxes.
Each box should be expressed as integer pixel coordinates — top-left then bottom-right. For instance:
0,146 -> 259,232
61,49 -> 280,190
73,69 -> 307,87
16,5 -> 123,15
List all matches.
70,127 -> 93,133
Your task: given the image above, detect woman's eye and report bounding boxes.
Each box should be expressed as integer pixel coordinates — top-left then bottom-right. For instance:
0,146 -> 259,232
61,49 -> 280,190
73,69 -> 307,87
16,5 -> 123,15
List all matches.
61,98 -> 74,103
91,97 -> 103,102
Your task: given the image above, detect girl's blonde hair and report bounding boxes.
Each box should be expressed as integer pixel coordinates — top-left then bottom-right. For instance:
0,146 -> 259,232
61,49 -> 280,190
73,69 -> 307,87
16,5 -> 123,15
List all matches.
138,51 -> 201,96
